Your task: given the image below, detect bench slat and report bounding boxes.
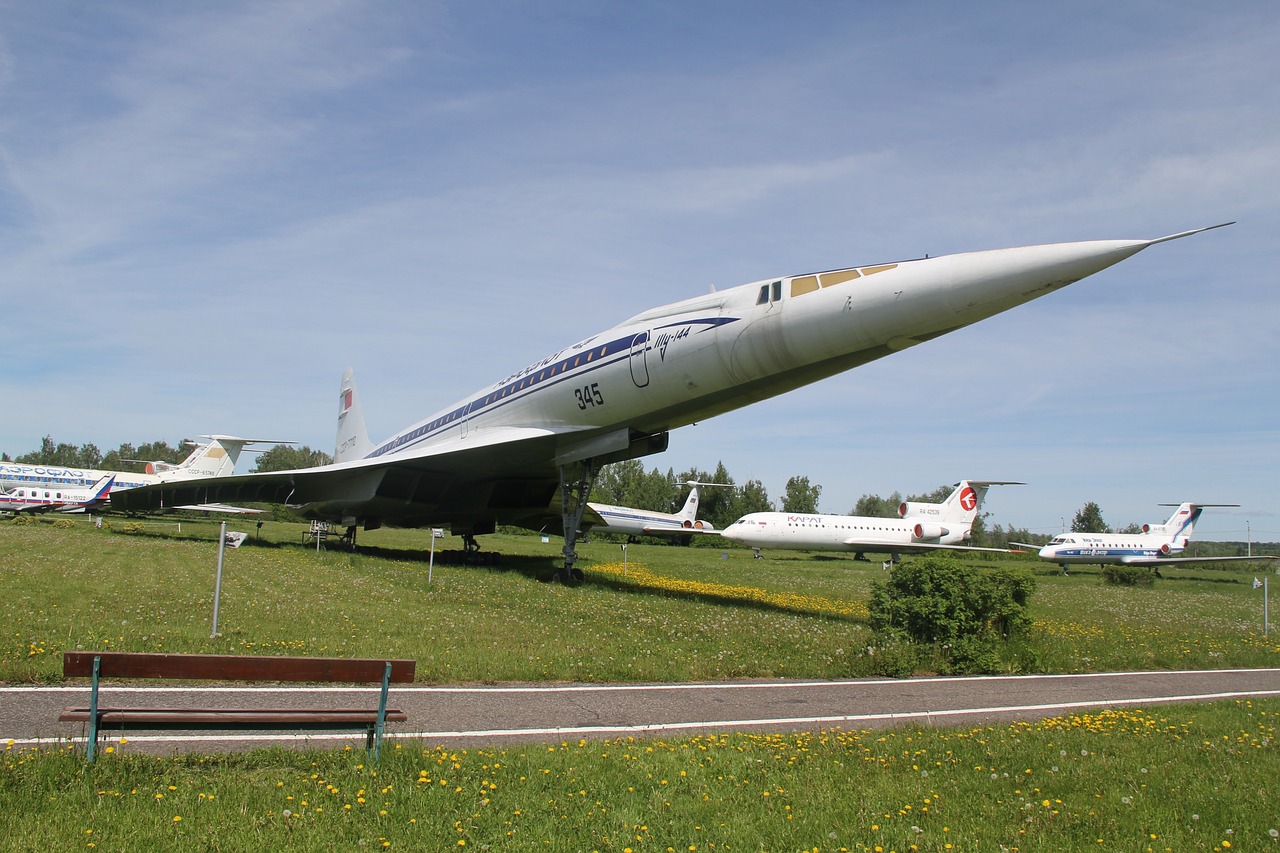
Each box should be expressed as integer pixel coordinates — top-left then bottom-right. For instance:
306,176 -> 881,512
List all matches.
60,708 -> 408,729
63,652 -> 415,683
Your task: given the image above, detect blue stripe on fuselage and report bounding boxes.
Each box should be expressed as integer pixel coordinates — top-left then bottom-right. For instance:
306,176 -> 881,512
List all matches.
368,317 -> 739,460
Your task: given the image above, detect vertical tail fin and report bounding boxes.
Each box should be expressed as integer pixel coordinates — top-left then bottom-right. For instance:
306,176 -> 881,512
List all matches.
89,475 -> 116,499
154,437 -> 293,480
676,485 -> 701,522
335,367 -> 374,463
899,481 -> 988,524
152,438 -> 236,479
898,481 -> 1022,535
1147,503 -> 1203,544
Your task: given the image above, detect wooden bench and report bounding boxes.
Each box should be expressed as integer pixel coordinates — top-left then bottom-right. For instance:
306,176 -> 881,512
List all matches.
60,651 -> 415,763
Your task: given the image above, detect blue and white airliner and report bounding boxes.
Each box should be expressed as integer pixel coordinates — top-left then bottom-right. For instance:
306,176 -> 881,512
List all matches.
0,436 -> 280,496
0,475 -> 115,515
1033,502 -> 1277,569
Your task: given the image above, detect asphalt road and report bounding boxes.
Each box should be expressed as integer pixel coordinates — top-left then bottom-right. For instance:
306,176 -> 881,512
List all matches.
5,668 -> 1279,755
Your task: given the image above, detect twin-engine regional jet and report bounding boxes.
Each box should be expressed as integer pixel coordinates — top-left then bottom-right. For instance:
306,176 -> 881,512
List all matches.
1030,502 -> 1278,571
0,474 -> 115,515
111,224 -> 1230,582
720,480 -> 1020,561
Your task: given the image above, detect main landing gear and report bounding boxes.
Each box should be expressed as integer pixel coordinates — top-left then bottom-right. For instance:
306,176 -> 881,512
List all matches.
552,460 -> 597,585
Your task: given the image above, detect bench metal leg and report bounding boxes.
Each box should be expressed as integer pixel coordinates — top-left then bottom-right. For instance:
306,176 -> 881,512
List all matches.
86,655 -> 101,763
370,661 -> 392,764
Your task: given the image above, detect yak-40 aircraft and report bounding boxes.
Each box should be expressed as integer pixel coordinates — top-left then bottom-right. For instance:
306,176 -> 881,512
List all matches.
0,474 -> 115,515
720,480 -> 1020,561
1027,502 -> 1278,572
113,224 -> 1230,582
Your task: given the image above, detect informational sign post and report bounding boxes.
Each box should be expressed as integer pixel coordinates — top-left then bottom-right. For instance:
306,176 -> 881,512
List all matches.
212,521 -> 227,637
428,528 -> 444,584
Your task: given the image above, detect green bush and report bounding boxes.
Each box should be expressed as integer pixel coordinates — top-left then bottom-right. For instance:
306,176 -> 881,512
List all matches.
1102,564 -> 1156,586
868,556 -> 1036,674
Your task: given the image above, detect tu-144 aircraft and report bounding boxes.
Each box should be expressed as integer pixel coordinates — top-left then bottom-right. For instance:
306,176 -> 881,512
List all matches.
720,480 -> 1021,561
112,224 -> 1230,582
1028,502 -> 1278,571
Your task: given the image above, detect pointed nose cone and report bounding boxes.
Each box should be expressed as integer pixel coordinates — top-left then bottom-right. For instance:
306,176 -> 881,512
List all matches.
943,224 -> 1232,323
1038,545 -> 1054,559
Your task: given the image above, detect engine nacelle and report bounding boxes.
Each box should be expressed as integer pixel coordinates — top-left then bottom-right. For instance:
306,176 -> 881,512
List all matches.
899,501 -> 939,519
912,522 -> 950,541
683,519 -> 715,531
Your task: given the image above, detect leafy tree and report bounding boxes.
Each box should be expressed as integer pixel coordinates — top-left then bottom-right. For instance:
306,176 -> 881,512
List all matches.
101,440 -> 189,472
907,484 -> 953,505
720,479 -> 771,528
251,445 -> 333,472
15,435 -> 102,468
781,475 -> 821,514
1071,501 -> 1110,533
853,491 -> 902,518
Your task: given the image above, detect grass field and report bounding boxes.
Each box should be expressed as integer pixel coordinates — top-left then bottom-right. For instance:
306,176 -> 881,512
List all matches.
2,516 -> 1278,851
2,517 -> 1277,684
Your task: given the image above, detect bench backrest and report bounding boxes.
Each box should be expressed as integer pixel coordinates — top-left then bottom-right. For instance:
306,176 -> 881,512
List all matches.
63,652 -> 416,683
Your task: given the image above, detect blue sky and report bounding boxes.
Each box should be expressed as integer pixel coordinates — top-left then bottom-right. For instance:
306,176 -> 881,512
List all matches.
2,1 -> 1277,540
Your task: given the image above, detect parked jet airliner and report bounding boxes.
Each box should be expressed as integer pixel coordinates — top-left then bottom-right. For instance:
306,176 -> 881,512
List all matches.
0,436 -> 281,496
0,475 -> 115,515
113,224 -> 1231,582
1030,502 -> 1278,570
720,480 -> 1020,560
588,481 -> 727,538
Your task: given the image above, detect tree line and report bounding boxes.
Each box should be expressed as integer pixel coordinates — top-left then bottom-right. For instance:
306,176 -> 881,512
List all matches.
8,436 -> 1268,552
1,435 -> 332,473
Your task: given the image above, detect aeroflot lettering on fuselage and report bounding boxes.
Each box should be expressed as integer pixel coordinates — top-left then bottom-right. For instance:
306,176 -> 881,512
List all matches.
369,317 -> 736,460
1,464 -> 87,478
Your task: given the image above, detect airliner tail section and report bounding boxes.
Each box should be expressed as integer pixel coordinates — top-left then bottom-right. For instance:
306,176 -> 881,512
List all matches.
335,367 -> 374,464
676,485 -> 700,523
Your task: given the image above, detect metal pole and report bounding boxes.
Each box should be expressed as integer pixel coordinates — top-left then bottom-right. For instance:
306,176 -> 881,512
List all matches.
1265,577 -> 1269,637
211,521 -> 226,637
427,525 -> 442,584
621,543 -> 628,575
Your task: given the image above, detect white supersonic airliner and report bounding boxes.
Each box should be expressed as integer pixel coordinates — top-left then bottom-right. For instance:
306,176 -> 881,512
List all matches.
720,480 -> 1021,561
112,224 -> 1231,582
